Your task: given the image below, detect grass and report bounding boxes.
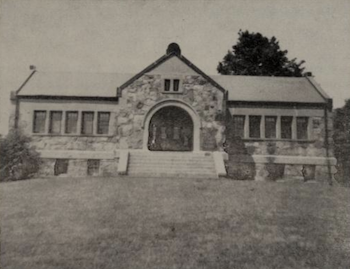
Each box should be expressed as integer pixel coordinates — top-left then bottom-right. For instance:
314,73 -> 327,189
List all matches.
1,177 -> 350,269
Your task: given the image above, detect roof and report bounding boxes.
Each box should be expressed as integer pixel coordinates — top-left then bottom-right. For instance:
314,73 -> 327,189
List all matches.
211,75 -> 328,103
17,71 -> 133,98
17,72 -> 329,104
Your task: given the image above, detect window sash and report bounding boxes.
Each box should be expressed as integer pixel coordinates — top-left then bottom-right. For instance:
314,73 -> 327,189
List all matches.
49,111 -> 62,134
232,115 -> 245,138
249,116 -> 261,138
65,111 -> 78,134
81,112 -> 94,135
281,116 -> 293,139
97,112 -> 110,135
265,116 -> 277,138
33,111 -> 46,133
297,117 -> 308,139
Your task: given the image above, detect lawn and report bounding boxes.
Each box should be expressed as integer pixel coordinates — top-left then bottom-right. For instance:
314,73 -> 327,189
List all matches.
1,177 -> 349,269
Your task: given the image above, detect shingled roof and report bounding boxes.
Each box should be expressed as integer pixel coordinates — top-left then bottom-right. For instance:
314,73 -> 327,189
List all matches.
17,70 -> 329,104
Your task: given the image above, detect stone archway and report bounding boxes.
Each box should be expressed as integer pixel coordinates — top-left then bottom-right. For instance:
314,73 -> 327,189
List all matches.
142,100 -> 201,152
148,106 -> 193,151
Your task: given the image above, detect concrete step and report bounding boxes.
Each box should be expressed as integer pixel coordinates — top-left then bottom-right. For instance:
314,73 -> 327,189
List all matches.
127,151 -> 217,178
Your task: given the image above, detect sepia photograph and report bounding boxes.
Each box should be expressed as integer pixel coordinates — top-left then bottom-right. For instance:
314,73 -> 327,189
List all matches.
0,0 -> 349,268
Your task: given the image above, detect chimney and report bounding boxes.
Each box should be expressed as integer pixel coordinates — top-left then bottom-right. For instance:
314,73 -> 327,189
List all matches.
304,72 -> 313,77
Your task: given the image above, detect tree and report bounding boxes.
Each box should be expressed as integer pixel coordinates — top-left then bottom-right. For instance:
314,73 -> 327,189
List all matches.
0,129 -> 40,181
217,30 -> 306,77
333,99 -> 350,185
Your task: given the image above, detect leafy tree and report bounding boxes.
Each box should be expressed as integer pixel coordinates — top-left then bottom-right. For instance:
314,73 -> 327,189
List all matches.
217,30 -> 306,77
333,99 -> 350,185
0,129 -> 40,181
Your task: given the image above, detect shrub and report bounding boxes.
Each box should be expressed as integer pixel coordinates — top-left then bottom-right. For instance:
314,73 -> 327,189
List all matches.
0,129 -> 40,182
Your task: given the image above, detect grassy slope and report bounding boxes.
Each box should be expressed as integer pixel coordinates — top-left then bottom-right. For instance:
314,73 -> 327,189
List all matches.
1,177 -> 349,269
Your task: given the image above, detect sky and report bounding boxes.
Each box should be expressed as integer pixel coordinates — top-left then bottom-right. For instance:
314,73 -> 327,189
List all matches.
1,0 -> 350,135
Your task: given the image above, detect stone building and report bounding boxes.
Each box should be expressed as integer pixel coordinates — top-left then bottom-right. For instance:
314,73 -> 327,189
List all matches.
10,43 -> 336,180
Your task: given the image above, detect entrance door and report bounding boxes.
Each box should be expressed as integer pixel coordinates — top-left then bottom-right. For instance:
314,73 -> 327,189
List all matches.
148,106 -> 193,151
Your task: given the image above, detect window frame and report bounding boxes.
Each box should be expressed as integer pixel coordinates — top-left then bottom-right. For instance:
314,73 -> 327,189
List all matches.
48,111 -> 63,134
296,116 -> 309,140
97,112 -> 110,135
65,111 -> 79,134
281,116 -> 293,140
249,115 -> 262,139
33,110 -> 47,134
81,111 -> 95,135
265,116 -> 277,139
232,115 -> 245,139
87,159 -> 100,176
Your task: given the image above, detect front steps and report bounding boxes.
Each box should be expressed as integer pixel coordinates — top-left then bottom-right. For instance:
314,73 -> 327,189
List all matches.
126,151 -> 218,178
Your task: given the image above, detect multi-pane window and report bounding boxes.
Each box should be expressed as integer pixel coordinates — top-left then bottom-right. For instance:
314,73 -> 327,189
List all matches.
232,115 -> 245,138
281,116 -> 293,139
249,116 -> 261,138
265,116 -> 277,138
81,112 -> 94,135
97,112 -> 110,135
33,111 -> 46,133
54,159 -> 68,176
87,159 -> 100,176
49,111 -> 62,134
65,111 -> 78,134
297,117 -> 308,139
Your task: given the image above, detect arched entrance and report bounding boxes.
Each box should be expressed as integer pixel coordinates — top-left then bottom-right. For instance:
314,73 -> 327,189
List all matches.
148,106 -> 194,151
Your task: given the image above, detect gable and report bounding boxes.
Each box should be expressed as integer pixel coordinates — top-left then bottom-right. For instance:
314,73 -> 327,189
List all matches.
147,56 -> 197,75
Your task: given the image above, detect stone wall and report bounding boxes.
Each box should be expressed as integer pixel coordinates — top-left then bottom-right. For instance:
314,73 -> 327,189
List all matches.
240,113 -> 334,157
118,74 -> 225,151
224,110 -> 337,181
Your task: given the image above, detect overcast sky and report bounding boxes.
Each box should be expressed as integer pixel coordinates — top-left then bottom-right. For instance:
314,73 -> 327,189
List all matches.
1,0 -> 350,135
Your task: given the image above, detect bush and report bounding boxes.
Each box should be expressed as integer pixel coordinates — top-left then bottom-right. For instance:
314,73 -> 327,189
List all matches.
0,129 -> 40,182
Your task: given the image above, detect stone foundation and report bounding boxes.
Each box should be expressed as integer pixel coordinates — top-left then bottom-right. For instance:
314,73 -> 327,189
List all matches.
37,158 -> 119,178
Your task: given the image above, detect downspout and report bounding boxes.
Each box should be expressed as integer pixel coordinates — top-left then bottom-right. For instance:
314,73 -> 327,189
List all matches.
324,100 -> 333,185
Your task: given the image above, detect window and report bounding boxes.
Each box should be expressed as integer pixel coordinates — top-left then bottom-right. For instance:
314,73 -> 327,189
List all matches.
33,111 -> 46,133
249,116 -> 261,138
164,79 -> 171,91
173,79 -> 180,92
81,112 -> 94,135
65,111 -> 78,134
54,159 -> 68,175
97,112 -> 110,135
265,116 -> 277,138
232,115 -> 245,138
49,111 -> 62,134
163,79 -> 181,93
87,160 -> 100,176
297,117 -> 308,139
281,116 -> 293,139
